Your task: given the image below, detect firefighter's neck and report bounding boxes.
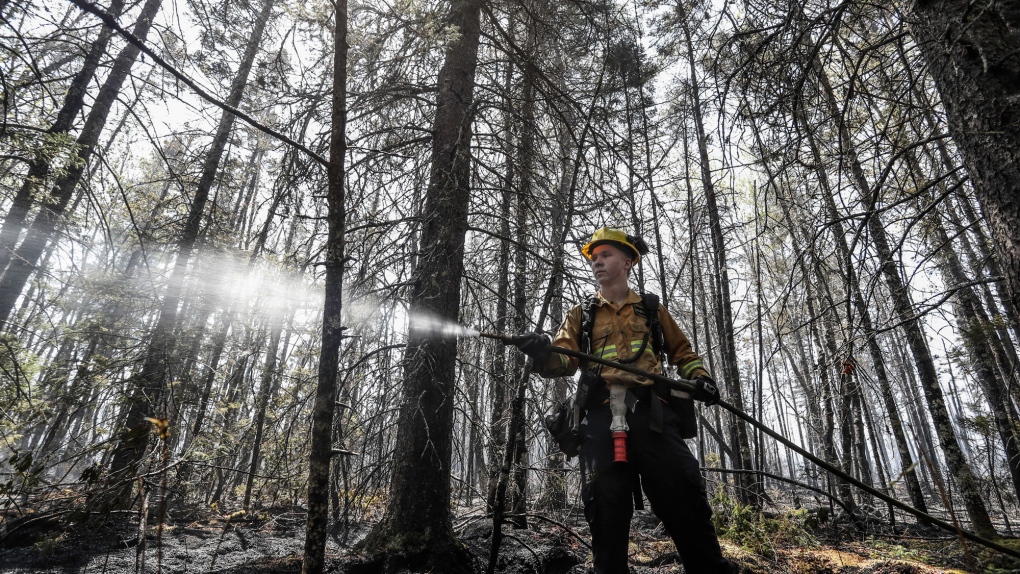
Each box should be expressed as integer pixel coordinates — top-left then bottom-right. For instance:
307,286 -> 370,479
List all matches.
598,277 -> 631,306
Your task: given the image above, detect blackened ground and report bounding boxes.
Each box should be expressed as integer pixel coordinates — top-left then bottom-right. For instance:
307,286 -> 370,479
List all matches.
1,504 -> 1015,573
0,506 -> 310,574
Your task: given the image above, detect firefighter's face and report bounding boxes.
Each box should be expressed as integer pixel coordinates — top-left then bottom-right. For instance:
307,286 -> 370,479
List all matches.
590,244 -> 632,285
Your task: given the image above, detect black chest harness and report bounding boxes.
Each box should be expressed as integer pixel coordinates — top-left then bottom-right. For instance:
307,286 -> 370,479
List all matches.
544,293 -> 699,460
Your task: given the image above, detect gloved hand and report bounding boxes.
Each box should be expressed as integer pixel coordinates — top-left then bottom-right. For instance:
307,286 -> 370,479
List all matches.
692,375 -> 720,406
514,332 -> 551,361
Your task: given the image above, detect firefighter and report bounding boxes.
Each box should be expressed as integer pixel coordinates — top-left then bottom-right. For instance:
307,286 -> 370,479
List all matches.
517,227 -> 738,574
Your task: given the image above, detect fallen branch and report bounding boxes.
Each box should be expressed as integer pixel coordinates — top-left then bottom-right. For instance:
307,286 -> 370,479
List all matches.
509,512 -> 591,550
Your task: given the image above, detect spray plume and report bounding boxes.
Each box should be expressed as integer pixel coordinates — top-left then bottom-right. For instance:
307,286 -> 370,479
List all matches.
408,313 -> 480,338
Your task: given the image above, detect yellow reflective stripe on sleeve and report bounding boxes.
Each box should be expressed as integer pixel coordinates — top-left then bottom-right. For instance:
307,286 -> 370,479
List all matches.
546,354 -> 572,377
680,359 -> 704,378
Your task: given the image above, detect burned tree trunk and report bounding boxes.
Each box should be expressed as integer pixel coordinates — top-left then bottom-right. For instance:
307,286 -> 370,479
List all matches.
357,0 -> 481,571
506,0 -> 542,523
540,73 -> 575,509
104,0 -> 275,498
302,0 -> 347,571
0,0 -> 162,326
485,57 -> 515,513
908,0 -> 1020,317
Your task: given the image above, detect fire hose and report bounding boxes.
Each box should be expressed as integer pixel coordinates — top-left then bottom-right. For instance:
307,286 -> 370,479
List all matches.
479,331 -> 1020,561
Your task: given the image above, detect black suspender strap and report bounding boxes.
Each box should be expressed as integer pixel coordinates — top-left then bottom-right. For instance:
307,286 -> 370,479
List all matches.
573,296 -> 601,429
641,293 -> 666,434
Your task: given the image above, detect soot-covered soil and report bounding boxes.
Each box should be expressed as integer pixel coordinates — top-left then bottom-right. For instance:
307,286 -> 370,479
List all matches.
0,504 -> 1014,573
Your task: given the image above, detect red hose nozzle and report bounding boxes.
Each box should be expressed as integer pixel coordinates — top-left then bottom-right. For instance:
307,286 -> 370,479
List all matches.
612,431 -> 628,463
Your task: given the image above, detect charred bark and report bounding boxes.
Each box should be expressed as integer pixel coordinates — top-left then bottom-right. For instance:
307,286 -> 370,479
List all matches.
302,0 -> 347,570
485,54 -> 515,513
356,1 -> 481,571
104,0 -> 275,499
909,0 -> 1020,317
0,0 -> 161,326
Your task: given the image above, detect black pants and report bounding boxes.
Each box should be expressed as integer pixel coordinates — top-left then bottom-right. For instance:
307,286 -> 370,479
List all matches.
580,401 -> 736,574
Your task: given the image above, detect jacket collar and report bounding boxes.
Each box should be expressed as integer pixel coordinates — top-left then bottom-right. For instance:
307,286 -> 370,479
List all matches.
594,288 -> 641,307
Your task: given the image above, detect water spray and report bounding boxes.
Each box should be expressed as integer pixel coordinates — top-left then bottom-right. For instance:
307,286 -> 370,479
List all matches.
409,314 -> 480,338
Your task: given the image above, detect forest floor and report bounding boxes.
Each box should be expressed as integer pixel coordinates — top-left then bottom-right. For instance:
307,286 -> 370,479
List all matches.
2,501 -> 1019,573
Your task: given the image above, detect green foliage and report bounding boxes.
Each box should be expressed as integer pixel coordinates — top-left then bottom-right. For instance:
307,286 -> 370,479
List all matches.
973,536 -> 1020,572
712,490 -> 816,558
32,533 -> 67,559
866,538 -> 921,561
0,334 -> 42,449
703,452 -> 722,468
1,450 -> 45,499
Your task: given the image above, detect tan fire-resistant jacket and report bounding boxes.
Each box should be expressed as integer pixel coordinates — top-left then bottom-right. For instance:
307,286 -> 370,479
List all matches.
536,289 -> 709,387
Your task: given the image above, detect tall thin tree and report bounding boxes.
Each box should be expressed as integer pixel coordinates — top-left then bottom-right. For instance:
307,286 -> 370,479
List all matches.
302,0 -> 347,570
104,0 -> 276,495
358,0 -> 482,570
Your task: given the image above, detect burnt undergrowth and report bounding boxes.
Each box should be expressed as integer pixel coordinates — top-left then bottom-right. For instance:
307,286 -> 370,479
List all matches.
2,496 -> 1020,573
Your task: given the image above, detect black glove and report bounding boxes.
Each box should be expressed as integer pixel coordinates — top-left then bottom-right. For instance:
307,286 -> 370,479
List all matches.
514,332 -> 551,361
692,375 -> 720,406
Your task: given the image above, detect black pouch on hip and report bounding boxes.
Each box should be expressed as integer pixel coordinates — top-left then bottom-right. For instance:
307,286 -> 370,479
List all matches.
544,397 -> 581,457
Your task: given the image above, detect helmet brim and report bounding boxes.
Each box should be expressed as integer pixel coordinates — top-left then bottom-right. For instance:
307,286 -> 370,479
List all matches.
581,240 -> 639,263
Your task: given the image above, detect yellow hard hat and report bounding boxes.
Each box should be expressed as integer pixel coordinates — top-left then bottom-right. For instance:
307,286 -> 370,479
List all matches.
581,227 -> 643,263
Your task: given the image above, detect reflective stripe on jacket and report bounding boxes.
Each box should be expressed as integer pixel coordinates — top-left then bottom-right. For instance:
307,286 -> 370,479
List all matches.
536,289 -> 709,386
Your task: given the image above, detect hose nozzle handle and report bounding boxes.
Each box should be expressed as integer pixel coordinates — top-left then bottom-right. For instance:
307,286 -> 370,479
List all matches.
613,431 -> 628,463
